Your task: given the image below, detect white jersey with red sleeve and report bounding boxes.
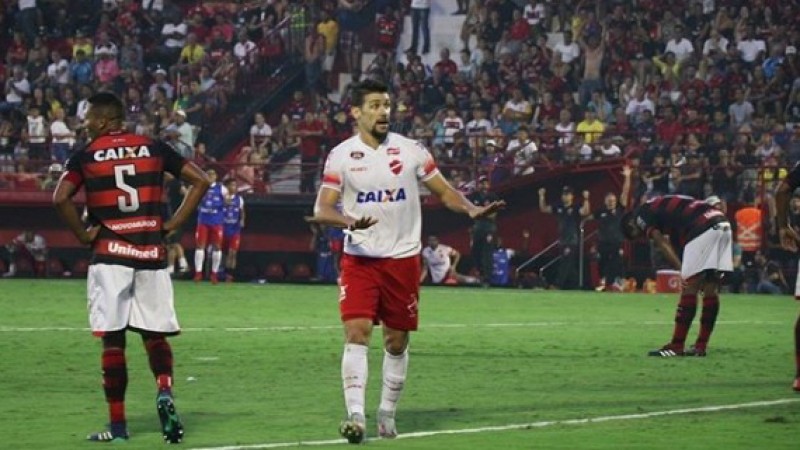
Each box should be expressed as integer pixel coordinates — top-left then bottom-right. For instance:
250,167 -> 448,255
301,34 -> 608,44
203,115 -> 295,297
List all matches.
321,132 -> 439,258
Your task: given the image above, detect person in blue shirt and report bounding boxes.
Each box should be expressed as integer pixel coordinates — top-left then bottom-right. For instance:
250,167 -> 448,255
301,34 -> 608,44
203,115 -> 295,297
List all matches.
194,169 -> 227,283
222,178 -> 245,282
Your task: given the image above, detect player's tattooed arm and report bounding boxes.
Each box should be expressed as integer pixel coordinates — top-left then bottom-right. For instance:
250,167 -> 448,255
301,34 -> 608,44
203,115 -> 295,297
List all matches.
53,177 -> 99,245
165,161 -> 211,234
650,229 -> 682,271
308,186 -> 377,230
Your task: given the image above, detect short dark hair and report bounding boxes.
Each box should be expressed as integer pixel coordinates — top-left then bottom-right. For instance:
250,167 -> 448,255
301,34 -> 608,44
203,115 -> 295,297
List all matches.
620,210 -> 639,239
88,92 -> 125,122
351,79 -> 389,108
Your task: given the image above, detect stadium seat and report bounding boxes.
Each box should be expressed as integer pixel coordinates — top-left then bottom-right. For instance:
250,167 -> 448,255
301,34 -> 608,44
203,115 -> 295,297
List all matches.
14,258 -> 33,276
48,258 -> 65,277
238,264 -> 258,281
264,263 -> 285,281
72,259 -> 89,276
289,263 -> 311,281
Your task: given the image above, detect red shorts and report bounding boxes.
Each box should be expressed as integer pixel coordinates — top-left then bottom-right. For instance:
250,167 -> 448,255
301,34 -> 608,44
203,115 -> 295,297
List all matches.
330,238 -> 343,254
339,254 -> 421,331
223,233 -> 241,252
195,224 -> 223,248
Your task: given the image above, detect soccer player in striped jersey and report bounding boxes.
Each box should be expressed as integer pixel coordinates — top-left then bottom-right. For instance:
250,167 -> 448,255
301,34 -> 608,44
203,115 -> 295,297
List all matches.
53,92 -> 210,443
774,164 -> 800,392
621,195 -> 733,357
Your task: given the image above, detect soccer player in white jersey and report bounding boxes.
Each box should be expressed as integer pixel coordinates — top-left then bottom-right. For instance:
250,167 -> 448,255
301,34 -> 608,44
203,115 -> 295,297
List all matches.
307,79 -> 504,443
421,235 -> 479,284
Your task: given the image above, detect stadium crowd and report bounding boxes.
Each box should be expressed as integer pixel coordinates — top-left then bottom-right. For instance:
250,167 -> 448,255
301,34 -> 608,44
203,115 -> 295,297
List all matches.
4,0 -> 800,290
0,0 -> 312,185
225,0 -> 800,209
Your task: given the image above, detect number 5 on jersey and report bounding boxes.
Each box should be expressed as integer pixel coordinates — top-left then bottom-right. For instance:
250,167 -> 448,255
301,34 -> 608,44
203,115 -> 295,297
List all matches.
114,164 -> 140,212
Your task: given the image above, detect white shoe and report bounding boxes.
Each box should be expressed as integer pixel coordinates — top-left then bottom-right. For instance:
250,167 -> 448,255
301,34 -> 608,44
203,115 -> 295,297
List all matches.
377,409 -> 397,439
2,271 -> 15,278
339,412 -> 366,444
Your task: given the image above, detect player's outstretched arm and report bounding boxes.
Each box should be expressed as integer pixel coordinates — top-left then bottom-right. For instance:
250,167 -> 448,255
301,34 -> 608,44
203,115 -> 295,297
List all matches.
425,173 -> 505,219
307,186 -> 377,230
53,176 -> 99,245
164,161 -> 211,234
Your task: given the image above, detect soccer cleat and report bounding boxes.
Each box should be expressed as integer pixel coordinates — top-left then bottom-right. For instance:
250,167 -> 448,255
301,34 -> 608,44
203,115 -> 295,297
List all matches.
156,393 -> 184,444
376,409 -> 398,439
87,429 -> 128,443
210,273 -> 218,285
684,346 -> 707,357
193,272 -> 202,282
339,412 -> 366,444
225,274 -> 234,283
647,346 -> 684,357
793,377 -> 800,392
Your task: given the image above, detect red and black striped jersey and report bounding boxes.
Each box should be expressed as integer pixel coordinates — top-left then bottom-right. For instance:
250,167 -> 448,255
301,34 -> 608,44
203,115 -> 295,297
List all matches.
63,131 -> 187,269
633,195 -> 729,245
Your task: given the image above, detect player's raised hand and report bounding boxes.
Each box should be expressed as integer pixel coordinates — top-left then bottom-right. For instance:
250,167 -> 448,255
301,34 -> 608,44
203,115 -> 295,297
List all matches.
538,188 -> 546,197
470,200 -> 506,220
622,165 -> 632,177
779,226 -> 800,252
349,216 -> 378,230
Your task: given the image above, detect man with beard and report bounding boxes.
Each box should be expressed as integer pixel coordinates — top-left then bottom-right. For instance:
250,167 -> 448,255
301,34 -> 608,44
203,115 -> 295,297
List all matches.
306,79 -> 504,443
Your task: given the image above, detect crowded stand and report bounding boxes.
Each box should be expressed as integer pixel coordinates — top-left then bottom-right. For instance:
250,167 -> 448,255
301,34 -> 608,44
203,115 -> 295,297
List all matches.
0,0 -> 306,186
3,0 -> 800,289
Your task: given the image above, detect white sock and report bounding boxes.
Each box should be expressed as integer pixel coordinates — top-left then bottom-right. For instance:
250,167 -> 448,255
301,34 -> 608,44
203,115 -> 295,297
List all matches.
178,257 -> 188,271
342,343 -> 368,417
211,250 -> 222,273
194,249 -> 204,273
8,263 -> 16,274
379,349 -> 408,414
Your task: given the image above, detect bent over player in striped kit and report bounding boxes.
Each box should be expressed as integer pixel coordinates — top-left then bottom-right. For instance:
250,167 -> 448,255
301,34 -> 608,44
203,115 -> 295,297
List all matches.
621,195 -> 733,357
773,163 -> 800,392
53,92 -> 211,443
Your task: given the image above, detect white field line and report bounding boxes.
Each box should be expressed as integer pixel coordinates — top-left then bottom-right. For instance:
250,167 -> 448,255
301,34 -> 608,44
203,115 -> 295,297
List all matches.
0,320 -> 784,333
188,398 -> 800,450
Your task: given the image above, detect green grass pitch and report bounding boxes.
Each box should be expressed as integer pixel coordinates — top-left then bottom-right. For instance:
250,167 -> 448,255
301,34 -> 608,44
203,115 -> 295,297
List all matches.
0,279 -> 798,449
